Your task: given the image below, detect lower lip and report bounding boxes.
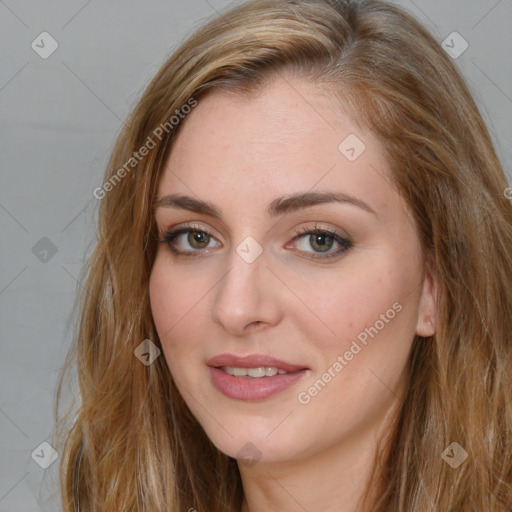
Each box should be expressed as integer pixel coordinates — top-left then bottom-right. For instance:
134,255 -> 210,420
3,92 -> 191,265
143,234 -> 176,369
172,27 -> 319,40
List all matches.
209,367 -> 308,401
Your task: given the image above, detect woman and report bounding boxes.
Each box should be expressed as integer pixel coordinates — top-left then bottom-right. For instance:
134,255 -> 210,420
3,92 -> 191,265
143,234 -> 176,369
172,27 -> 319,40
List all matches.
55,0 -> 512,510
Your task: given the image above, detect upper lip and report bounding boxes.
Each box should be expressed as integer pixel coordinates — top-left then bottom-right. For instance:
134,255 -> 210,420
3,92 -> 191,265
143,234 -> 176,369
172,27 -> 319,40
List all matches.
207,353 -> 308,372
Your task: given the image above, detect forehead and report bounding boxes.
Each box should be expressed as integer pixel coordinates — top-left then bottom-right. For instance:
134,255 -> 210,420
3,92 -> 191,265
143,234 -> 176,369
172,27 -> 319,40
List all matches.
158,77 -> 402,222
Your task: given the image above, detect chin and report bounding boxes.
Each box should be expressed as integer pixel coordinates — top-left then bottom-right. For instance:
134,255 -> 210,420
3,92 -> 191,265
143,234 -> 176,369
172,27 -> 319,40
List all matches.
202,421 -> 306,466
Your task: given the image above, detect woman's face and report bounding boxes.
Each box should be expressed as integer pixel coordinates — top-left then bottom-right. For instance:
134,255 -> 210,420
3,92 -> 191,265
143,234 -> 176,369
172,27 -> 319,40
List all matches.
149,77 -> 436,465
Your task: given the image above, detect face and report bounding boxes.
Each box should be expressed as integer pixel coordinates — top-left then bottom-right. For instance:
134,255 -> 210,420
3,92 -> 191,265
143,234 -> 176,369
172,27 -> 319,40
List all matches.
149,76 -> 436,466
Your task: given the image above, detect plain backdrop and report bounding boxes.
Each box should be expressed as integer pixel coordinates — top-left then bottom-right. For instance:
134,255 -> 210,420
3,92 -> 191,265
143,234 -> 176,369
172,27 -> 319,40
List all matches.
1,0 -> 511,510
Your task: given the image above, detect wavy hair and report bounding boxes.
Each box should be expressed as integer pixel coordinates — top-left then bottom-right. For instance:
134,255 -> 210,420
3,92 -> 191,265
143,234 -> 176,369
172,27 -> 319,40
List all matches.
55,0 -> 512,510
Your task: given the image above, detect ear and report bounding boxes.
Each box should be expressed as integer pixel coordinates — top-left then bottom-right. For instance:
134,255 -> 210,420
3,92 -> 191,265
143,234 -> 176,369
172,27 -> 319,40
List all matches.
415,266 -> 437,337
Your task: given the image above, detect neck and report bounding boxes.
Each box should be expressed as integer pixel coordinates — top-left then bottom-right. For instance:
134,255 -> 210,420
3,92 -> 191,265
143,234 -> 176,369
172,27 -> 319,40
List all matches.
238,396 -> 401,512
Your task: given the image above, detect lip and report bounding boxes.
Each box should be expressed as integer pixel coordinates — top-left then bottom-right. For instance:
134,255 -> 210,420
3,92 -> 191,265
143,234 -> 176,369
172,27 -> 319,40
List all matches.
207,353 -> 309,401
206,353 -> 308,373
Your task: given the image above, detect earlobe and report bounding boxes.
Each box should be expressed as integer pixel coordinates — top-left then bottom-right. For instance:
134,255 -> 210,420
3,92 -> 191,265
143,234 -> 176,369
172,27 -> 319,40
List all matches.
415,267 -> 438,337
416,316 -> 436,337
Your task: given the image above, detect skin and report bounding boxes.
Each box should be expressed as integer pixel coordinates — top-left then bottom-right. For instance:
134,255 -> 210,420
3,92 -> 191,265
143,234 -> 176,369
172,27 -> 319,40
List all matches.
149,76 -> 437,512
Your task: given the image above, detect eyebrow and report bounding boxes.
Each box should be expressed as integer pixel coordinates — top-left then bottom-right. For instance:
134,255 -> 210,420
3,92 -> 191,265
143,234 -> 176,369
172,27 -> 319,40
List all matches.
153,191 -> 377,218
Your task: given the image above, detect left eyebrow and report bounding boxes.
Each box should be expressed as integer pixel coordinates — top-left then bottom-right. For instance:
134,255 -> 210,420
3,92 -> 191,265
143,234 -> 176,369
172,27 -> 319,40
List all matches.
153,191 -> 377,218
268,191 -> 377,217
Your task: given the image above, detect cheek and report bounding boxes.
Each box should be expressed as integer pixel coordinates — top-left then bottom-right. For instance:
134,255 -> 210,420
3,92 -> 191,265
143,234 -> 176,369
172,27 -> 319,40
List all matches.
293,254 -> 419,367
149,255 -> 211,360
291,267 -> 416,437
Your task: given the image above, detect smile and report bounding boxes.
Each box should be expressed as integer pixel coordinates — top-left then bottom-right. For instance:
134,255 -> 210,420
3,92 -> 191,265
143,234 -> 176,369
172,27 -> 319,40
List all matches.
221,366 -> 289,378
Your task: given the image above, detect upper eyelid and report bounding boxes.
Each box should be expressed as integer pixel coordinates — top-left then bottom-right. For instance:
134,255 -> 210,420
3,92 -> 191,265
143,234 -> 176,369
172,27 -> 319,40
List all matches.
162,222 -> 216,235
160,223 -> 345,240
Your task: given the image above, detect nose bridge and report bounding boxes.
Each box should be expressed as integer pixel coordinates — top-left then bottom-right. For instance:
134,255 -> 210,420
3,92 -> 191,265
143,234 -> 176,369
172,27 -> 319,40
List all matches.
211,242 -> 280,333
215,247 -> 264,313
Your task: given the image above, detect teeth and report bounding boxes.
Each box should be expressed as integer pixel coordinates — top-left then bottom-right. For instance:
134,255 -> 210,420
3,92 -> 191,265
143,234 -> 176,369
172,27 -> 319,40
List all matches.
247,367 -> 266,378
222,366 -> 288,378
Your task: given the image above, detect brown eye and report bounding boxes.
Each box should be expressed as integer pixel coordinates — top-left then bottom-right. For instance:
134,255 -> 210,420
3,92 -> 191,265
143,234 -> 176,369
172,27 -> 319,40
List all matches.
308,233 -> 334,253
291,227 -> 353,260
161,226 -> 222,256
188,230 -> 210,249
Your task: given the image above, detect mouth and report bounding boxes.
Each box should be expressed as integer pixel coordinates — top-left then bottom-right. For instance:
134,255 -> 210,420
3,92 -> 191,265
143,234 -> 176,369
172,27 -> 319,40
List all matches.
206,353 -> 308,373
206,353 -> 309,401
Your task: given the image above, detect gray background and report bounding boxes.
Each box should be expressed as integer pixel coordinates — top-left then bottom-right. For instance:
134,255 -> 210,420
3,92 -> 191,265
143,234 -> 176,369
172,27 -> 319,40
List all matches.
1,0 -> 511,510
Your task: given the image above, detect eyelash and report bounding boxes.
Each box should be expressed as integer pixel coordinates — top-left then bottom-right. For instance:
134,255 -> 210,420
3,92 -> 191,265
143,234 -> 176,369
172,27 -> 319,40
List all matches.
158,222 -> 353,261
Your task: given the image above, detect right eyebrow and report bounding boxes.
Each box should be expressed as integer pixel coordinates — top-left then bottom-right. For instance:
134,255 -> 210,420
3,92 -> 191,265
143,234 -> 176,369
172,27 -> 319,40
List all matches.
153,194 -> 222,218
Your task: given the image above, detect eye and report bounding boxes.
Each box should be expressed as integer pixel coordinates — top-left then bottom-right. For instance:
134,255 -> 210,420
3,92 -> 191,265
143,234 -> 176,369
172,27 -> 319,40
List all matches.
289,225 -> 353,260
158,222 -> 352,261
159,224 -> 221,256
297,232 -> 334,253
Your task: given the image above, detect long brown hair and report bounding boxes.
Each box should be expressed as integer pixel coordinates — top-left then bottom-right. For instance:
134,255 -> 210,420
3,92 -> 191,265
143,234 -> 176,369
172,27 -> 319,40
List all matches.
55,0 -> 512,510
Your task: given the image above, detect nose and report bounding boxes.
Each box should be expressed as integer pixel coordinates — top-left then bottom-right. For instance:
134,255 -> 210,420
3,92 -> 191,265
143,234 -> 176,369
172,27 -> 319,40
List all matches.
211,247 -> 283,336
